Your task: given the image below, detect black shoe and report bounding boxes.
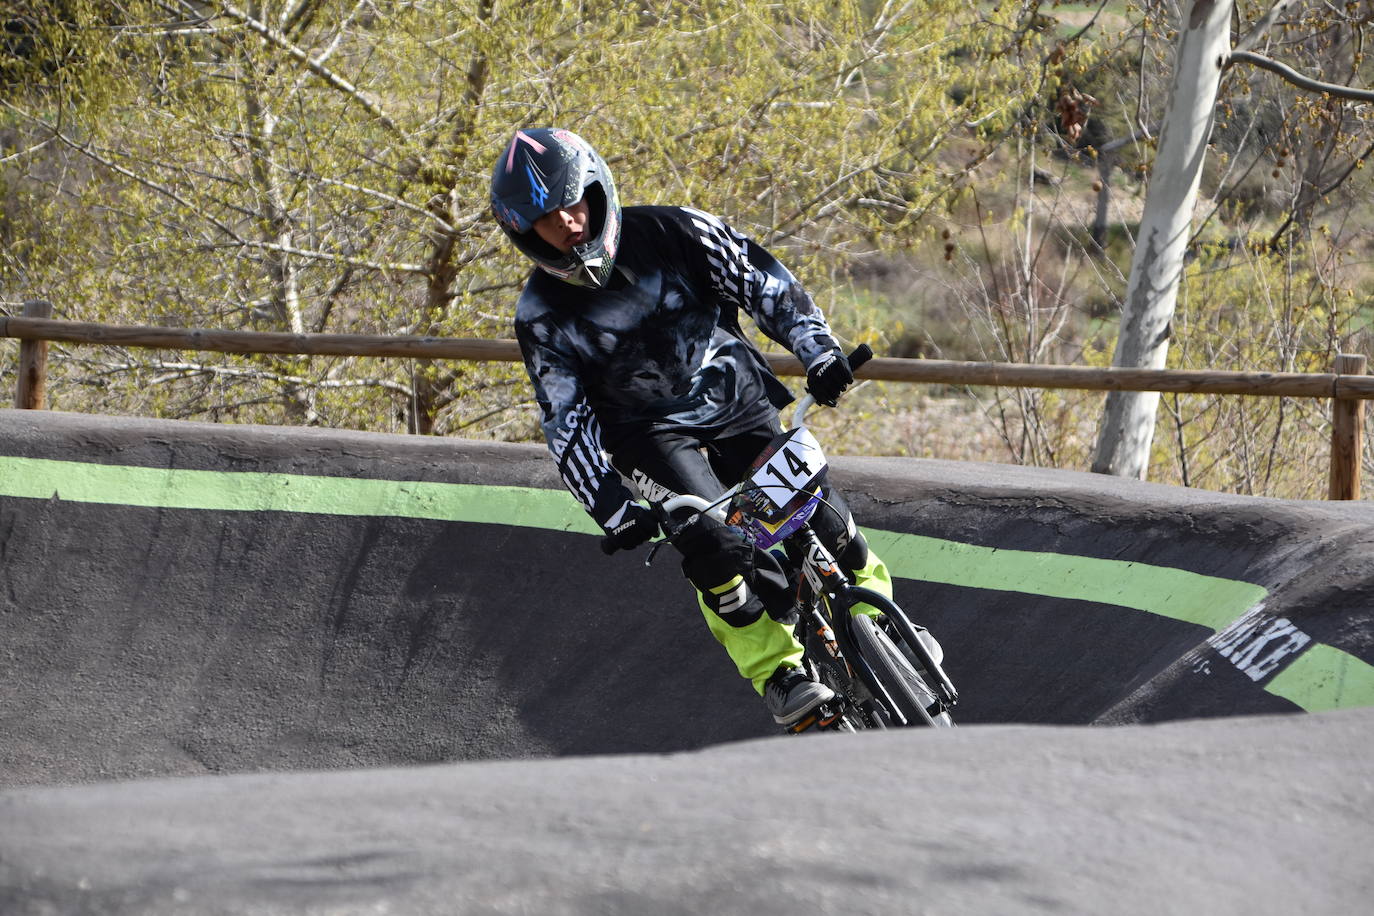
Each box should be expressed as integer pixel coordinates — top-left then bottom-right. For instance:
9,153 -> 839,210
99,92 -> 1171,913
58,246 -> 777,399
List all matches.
764,665 -> 835,725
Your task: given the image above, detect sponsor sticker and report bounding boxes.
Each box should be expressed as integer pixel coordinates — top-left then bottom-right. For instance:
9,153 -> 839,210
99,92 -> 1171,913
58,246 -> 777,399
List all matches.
1204,603 -> 1313,682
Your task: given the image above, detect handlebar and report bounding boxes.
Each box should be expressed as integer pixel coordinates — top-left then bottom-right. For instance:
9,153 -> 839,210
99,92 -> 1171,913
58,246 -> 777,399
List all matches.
845,342 -> 875,373
601,344 -> 874,555
791,343 -> 873,429
661,493 -> 726,521
598,492 -> 727,556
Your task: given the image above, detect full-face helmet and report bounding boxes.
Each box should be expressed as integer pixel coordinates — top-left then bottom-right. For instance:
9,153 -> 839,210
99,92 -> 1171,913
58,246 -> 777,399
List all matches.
490,128 -> 621,289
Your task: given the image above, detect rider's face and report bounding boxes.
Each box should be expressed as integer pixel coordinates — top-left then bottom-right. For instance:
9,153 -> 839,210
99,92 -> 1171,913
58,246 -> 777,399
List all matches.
533,198 -> 590,254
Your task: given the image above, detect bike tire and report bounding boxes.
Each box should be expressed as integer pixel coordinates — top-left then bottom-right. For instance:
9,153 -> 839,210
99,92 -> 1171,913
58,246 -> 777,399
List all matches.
849,612 -> 949,728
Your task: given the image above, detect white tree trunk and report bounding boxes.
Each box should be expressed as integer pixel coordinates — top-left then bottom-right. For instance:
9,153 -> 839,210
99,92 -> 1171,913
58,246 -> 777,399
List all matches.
1091,0 -> 1234,478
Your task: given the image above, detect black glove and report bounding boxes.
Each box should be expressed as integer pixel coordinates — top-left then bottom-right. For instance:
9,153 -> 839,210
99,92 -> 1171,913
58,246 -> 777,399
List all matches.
672,512 -> 753,586
806,352 -> 854,407
672,513 -> 795,621
604,503 -> 659,552
670,512 -> 742,559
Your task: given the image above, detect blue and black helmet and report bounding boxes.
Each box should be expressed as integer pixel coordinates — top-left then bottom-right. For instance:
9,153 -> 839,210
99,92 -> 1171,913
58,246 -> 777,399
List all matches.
490,127 -> 621,290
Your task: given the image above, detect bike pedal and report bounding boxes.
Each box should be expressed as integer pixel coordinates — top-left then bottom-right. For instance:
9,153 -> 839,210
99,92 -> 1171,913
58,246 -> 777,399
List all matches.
788,702 -> 845,734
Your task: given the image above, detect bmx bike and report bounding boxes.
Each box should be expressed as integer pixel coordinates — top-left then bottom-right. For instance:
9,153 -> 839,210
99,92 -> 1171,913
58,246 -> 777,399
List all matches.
612,345 -> 958,733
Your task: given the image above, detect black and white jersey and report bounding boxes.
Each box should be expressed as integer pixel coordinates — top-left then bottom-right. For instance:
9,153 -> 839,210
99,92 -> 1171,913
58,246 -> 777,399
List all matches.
514,205 -> 841,530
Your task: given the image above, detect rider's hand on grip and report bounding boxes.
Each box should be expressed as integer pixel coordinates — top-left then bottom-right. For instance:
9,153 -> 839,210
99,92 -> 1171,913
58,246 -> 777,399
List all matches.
668,511 -> 735,557
600,504 -> 659,555
806,351 -> 855,407
846,343 -> 874,373
805,344 -> 872,407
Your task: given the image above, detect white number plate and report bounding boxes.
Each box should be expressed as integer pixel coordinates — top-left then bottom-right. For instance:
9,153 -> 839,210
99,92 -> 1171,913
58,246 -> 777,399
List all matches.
749,427 -> 826,511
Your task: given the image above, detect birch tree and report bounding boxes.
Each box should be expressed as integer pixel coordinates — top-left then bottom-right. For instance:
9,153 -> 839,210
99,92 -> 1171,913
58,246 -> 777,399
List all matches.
1092,0 -> 1374,479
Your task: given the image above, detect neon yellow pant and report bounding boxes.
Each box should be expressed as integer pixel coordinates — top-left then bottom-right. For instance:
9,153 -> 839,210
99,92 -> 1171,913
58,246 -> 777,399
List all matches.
697,549 -> 894,695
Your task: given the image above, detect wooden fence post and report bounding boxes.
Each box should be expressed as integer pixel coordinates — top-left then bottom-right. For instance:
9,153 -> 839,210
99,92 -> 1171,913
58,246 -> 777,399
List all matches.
1329,352 -> 1367,500
14,299 -> 53,410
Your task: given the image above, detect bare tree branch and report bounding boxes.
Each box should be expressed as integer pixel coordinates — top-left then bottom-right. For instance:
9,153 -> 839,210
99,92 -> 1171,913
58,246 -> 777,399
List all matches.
90,356 -> 414,397
0,134 -> 57,165
1234,0 -> 1309,55
214,2 -> 401,133
1228,49 -> 1374,101
1,99 -> 247,242
199,240 -> 428,274
284,170 -> 473,235
1267,135 -> 1374,247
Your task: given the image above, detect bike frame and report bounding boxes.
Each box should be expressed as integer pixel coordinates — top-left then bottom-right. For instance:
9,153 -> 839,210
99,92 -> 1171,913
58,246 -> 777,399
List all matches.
654,388 -> 957,731
785,524 -> 956,730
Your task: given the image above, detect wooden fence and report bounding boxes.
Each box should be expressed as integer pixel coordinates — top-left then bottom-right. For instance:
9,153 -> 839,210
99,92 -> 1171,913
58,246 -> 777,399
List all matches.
5,299 -> 1371,499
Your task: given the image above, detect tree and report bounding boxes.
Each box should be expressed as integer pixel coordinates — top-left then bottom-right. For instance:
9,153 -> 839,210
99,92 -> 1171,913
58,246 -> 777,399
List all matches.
1092,0 -> 1374,479
1,0 -> 1039,435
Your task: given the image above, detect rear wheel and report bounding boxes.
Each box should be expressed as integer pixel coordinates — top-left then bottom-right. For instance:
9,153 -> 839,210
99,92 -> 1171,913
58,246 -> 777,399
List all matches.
850,613 -> 948,728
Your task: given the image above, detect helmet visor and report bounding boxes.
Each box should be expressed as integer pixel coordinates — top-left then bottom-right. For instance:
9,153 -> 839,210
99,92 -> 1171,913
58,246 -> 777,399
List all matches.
493,131 -> 584,233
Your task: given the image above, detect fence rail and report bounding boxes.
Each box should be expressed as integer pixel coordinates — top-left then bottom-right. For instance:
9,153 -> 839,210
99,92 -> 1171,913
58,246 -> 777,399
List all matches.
4,304 -> 1369,499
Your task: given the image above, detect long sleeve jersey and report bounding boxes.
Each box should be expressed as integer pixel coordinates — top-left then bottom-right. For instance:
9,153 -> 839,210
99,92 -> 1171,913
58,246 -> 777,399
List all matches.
514,205 -> 842,530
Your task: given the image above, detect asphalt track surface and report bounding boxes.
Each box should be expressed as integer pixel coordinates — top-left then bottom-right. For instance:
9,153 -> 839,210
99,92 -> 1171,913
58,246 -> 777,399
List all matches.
2,409 -> 1373,914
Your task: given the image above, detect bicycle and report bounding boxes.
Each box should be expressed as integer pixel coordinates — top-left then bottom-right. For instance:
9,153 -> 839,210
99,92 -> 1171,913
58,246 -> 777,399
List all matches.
607,345 -> 958,733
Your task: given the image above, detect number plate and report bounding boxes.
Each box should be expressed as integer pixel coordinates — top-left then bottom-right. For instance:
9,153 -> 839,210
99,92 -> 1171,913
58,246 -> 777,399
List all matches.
728,426 -> 828,539
750,427 -> 825,510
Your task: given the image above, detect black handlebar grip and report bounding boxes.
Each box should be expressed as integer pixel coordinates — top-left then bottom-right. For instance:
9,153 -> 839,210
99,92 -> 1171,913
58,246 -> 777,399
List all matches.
848,343 -> 874,374
600,535 -> 619,555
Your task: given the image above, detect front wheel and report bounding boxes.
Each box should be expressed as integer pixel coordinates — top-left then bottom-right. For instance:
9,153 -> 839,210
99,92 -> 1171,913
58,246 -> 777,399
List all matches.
849,613 -> 952,728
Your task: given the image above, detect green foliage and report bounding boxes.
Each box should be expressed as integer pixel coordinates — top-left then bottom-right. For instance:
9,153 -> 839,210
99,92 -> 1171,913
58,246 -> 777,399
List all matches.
2,1 -> 1370,499
1,0 -> 1039,435
1144,242 -> 1367,498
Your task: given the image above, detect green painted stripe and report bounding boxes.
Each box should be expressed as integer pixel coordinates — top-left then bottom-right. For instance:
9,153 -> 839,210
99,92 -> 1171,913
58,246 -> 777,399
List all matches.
859,527 -> 1373,713
4,455 -> 1371,713
0,456 -> 599,535
861,528 -> 1267,633
1265,644 -> 1374,712
862,529 -> 1374,714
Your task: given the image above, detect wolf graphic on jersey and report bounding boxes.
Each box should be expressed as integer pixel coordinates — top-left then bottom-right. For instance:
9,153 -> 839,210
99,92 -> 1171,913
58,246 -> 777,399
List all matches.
513,205 -> 841,528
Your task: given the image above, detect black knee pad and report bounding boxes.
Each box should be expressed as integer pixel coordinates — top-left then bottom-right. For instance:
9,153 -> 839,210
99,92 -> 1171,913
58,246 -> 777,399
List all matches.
672,513 -> 744,559
674,515 -> 795,626
836,529 -> 869,573
680,548 -> 748,594
811,487 -> 868,573
681,552 -> 767,628
673,515 -> 753,592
